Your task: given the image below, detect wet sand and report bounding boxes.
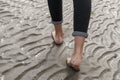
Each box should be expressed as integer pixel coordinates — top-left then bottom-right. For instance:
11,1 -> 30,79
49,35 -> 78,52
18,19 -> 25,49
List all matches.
0,0 -> 120,80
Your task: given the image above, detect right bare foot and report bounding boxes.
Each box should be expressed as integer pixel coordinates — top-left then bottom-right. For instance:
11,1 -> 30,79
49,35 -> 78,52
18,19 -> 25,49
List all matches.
66,54 -> 83,71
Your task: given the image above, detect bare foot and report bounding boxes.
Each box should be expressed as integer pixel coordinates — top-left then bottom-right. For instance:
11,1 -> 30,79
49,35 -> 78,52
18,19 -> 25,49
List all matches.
51,31 -> 64,45
66,54 -> 83,71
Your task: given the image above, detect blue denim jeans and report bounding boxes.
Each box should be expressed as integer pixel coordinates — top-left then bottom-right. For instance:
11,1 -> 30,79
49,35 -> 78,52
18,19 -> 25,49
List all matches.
47,0 -> 91,38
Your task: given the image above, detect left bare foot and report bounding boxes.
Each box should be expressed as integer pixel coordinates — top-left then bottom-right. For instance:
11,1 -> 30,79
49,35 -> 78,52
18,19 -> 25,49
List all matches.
51,31 -> 64,45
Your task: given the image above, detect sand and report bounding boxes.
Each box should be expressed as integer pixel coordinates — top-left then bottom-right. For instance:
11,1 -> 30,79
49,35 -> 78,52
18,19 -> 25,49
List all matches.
0,0 -> 120,80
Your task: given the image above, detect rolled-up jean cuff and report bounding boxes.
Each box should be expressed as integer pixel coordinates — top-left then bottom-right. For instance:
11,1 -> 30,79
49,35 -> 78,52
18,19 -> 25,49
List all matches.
51,20 -> 63,24
72,31 -> 88,38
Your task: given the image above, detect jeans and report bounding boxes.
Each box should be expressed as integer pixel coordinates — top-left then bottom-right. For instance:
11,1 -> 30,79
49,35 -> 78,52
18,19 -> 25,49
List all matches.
47,0 -> 91,38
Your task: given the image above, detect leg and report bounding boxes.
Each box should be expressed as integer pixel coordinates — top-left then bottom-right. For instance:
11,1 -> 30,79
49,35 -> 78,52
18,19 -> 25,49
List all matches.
67,0 -> 91,70
47,0 -> 64,44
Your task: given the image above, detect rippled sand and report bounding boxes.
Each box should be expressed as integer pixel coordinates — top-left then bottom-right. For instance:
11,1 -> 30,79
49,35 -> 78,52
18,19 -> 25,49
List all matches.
0,0 -> 120,80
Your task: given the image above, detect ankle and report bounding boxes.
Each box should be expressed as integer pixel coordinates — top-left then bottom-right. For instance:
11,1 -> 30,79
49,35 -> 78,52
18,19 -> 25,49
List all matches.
56,32 -> 64,36
72,52 -> 83,58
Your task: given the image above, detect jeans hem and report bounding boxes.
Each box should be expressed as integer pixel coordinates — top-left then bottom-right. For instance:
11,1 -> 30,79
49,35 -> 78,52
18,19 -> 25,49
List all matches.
51,20 -> 63,24
72,31 -> 88,38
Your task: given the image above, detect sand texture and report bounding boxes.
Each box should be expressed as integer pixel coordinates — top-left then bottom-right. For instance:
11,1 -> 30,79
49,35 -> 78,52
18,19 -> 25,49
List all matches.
0,0 -> 120,80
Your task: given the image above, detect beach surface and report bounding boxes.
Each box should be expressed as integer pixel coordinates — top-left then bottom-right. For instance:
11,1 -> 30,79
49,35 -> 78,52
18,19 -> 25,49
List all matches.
0,0 -> 120,80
